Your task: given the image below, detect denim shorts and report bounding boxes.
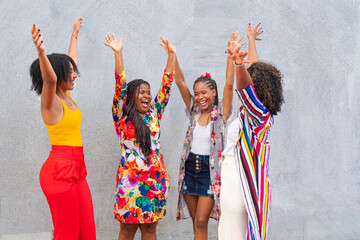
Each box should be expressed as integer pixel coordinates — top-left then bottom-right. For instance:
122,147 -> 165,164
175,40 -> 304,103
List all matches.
182,152 -> 214,198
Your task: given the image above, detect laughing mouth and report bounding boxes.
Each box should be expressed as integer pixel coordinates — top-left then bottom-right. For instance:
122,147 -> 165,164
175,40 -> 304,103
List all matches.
198,100 -> 207,107
141,100 -> 150,108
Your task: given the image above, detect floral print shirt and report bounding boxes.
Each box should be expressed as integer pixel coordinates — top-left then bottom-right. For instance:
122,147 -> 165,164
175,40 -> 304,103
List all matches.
177,100 -> 228,221
112,70 -> 174,223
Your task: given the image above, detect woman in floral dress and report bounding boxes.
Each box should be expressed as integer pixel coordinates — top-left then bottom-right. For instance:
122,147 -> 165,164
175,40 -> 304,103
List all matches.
170,33 -> 248,239
103,33 -> 176,240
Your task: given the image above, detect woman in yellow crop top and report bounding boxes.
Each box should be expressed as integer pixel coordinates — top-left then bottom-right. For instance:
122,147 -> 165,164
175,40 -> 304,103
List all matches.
29,18 -> 96,240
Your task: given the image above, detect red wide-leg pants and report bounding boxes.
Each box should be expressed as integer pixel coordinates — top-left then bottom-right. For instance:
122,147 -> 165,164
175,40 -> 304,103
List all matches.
40,145 -> 96,240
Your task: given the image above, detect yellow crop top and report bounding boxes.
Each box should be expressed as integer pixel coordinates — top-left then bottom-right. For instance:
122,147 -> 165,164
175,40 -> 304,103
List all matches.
45,94 -> 83,146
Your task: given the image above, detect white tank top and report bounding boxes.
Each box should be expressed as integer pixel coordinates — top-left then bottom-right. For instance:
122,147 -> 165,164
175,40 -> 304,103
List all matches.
222,118 -> 241,156
191,122 -> 211,155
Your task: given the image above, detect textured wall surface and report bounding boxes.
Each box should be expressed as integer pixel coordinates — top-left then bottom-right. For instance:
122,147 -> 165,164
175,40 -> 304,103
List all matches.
1,0 -> 359,239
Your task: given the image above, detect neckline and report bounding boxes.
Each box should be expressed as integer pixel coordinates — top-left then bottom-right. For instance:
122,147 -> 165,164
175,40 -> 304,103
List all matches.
196,121 -> 210,128
58,93 -> 77,112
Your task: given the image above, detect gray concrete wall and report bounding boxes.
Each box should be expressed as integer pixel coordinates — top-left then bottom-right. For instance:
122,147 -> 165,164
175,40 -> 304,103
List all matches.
1,0 -> 359,239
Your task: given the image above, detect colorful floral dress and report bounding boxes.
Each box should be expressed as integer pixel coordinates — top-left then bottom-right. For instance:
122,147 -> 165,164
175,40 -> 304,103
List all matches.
176,100 -> 227,221
234,84 -> 273,240
112,70 -> 174,223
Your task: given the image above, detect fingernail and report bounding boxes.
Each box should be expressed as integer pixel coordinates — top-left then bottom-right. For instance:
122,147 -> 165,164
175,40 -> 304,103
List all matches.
249,23 -> 251,25
33,24 -> 35,26
38,29 -> 40,31
39,34 -> 41,36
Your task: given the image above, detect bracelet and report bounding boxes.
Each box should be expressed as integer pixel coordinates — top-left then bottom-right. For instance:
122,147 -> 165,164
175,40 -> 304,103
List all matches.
235,62 -> 244,67
72,35 -> 78,39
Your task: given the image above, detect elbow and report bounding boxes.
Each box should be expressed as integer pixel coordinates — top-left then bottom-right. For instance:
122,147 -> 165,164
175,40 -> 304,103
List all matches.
236,84 -> 251,91
224,83 -> 234,90
44,78 -> 57,86
175,79 -> 186,88
236,82 -> 244,91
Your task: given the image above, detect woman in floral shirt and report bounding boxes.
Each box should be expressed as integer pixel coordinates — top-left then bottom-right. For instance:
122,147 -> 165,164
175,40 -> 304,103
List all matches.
171,33 -> 248,239
103,33 -> 175,240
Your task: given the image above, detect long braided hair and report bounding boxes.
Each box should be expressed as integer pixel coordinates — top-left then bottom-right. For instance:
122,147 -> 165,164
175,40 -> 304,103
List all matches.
192,73 -> 219,110
125,79 -> 152,159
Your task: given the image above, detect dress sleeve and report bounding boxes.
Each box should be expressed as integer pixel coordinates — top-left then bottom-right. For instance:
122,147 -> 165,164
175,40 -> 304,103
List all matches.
152,70 -> 174,121
112,70 -> 127,135
235,83 -> 270,127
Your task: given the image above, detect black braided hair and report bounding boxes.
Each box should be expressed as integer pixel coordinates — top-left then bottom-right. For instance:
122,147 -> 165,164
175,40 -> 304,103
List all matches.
193,75 -> 219,107
30,53 -> 79,95
125,79 -> 152,160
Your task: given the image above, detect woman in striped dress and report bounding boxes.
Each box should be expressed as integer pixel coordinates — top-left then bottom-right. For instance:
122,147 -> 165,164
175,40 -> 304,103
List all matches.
219,23 -> 284,240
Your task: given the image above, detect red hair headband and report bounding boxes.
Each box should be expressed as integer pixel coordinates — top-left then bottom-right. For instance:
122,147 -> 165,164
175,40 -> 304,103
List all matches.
200,72 -> 211,78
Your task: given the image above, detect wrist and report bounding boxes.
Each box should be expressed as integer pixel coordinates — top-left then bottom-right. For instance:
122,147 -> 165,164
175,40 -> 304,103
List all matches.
235,62 -> 244,67
248,38 -> 256,44
37,49 -> 45,56
114,49 -> 123,55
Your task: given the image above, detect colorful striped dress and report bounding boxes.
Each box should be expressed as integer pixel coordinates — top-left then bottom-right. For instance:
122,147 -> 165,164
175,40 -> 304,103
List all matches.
234,83 -> 273,240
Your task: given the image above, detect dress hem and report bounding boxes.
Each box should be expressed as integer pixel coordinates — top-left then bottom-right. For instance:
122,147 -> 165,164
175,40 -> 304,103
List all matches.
115,214 -> 165,224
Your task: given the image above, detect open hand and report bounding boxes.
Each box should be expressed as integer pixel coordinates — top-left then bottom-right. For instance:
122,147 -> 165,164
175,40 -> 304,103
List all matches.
72,17 -> 83,37
159,36 -> 176,55
31,24 -> 44,53
103,33 -> 123,52
227,38 -> 250,65
227,31 -> 244,55
247,23 -> 263,41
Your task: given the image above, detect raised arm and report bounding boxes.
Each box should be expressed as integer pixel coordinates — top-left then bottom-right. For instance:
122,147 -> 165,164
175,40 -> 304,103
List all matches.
175,58 -> 192,111
246,23 -> 263,68
162,37 -> 176,73
228,37 -> 269,126
103,33 -> 124,75
153,36 -> 176,120
160,37 -> 191,111
103,33 -> 125,134
68,17 -> 83,66
227,40 -> 251,90
31,24 -> 58,112
222,32 -> 245,121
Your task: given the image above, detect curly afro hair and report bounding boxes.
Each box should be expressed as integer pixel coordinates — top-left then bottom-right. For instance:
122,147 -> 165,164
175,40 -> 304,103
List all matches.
30,53 -> 79,95
247,62 -> 284,115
